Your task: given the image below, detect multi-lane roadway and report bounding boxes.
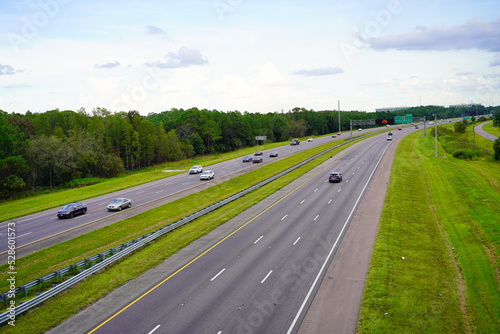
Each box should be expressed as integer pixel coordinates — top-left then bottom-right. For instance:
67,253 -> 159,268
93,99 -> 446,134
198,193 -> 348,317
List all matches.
0,128 -> 385,261
49,128 -> 404,334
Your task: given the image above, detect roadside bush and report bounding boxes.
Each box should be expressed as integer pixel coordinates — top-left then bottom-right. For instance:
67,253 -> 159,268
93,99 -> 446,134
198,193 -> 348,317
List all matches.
452,149 -> 486,160
439,127 -> 489,160
494,138 -> 500,160
454,122 -> 466,133
63,177 -> 103,188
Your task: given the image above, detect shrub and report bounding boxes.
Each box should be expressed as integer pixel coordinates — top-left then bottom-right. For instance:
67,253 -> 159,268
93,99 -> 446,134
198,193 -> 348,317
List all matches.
63,177 -> 103,188
494,138 -> 500,161
454,122 -> 466,133
452,149 -> 486,160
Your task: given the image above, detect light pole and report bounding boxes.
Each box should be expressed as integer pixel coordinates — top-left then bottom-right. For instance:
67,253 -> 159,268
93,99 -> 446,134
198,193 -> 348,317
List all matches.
434,113 -> 438,157
338,100 -> 341,133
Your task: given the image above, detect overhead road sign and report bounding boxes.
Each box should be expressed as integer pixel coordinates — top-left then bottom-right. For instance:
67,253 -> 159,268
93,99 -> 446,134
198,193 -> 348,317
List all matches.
375,118 -> 394,125
395,114 -> 413,124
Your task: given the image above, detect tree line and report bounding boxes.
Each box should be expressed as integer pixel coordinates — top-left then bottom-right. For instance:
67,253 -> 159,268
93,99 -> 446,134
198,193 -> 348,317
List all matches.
0,104 -> 496,199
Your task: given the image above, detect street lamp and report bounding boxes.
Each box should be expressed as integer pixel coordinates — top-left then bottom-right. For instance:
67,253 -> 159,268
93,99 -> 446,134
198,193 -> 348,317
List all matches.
338,100 -> 341,133
434,114 -> 438,157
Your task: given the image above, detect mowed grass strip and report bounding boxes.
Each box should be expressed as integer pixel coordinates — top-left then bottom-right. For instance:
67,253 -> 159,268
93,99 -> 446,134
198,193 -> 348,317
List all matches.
358,131 -> 499,333
0,138 -> 364,333
0,140 -> 292,222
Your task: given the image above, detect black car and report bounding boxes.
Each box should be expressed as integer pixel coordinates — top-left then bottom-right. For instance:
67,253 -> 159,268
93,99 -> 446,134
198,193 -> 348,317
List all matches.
253,157 -> 263,163
269,151 -> 278,157
328,172 -> 342,183
254,151 -> 264,156
57,202 -> 87,219
242,155 -> 253,162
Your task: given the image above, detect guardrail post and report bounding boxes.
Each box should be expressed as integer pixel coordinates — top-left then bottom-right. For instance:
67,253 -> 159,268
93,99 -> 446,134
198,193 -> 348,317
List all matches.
55,270 -> 63,280
0,293 -> 7,306
20,285 -> 28,297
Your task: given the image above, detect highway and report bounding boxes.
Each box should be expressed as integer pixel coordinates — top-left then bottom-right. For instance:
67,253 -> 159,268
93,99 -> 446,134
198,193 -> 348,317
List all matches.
62,130 -> 401,334
0,128 -> 384,260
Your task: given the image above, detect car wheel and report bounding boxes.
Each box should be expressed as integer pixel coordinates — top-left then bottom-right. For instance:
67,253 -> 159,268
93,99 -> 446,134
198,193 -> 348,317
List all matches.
128,203 -> 131,208
69,212 -> 74,218
118,206 -> 122,211
83,208 -> 87,214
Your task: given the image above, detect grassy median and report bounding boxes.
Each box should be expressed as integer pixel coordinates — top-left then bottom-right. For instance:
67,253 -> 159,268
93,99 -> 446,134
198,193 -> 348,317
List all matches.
358,130 -> 500,333
0,136 -> 365,333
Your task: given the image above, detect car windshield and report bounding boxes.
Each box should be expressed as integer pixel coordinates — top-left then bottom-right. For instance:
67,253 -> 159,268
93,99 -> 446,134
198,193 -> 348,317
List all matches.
111,200 -> 122,204
62,204 -> 74,210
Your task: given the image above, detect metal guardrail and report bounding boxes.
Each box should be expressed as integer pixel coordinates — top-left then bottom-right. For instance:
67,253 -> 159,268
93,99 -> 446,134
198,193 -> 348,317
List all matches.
0,138 -> 357,325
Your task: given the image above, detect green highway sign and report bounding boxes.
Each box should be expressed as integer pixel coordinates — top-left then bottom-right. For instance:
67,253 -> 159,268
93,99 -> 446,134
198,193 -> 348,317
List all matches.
395,114 -> 413,124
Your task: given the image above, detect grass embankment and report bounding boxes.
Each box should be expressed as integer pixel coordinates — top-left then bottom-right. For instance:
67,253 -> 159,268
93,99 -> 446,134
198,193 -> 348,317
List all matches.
0,140 -> 293,222
358,130 -> 499,333
0,136 -> 363,333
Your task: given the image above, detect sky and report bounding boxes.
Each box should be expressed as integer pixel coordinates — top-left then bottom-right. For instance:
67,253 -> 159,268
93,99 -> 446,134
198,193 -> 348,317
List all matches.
1,0 -> 499,115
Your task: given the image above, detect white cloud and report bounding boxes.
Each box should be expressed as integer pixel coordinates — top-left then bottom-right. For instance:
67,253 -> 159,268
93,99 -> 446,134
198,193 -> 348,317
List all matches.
145,25 -> 167,36
94,61 -> 120,69
0,64 -> 22,75
147,47 -> 209,69
293,66 -> 344,76
368,18 -> 500,52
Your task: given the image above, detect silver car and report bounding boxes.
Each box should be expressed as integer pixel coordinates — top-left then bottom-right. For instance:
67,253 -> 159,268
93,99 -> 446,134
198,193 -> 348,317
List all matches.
200,170 -> 214,180
189,165 -> 203,174
107,198 -> 132,211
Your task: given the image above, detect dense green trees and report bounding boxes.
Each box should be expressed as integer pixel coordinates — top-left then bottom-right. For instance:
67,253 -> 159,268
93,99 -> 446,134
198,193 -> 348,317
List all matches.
0,104 -> 497,199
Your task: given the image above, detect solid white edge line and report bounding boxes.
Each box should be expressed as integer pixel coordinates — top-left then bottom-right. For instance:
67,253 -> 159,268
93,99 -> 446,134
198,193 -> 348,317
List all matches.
286,142 -> 391,334
261,270 -> 273,284
147,324 -> 161,334
210,268 -> 226,282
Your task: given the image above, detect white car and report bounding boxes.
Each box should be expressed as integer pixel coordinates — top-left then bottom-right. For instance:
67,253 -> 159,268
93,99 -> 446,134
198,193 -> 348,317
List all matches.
200,170 -> 214,180
358,128 -> 362,131
107,198 -> 132,211
189,165 -> 203,174
307,138 -> 313,142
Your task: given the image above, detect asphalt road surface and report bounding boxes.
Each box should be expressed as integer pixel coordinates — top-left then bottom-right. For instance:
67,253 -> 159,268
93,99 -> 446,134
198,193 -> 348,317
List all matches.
48,129 -> 405,334
0,128 -> 384,261
475,121 -> 498,141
